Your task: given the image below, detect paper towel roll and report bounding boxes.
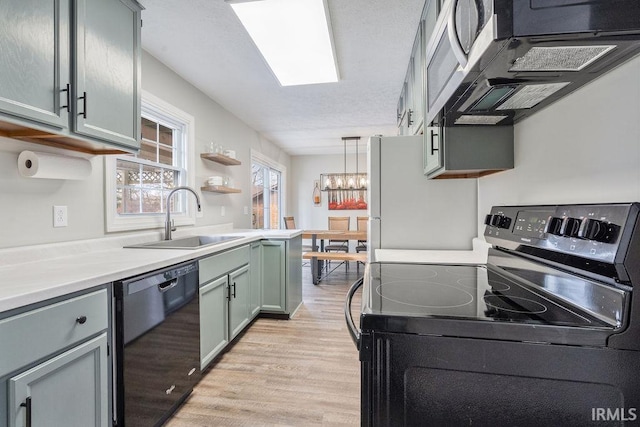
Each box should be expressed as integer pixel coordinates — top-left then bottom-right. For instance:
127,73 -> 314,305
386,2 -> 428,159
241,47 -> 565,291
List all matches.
18,151 -> 92,180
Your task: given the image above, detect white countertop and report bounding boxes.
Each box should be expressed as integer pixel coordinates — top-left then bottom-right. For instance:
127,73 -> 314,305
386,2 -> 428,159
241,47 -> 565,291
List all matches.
0,225 -> 301,314
374,238 -> 490,264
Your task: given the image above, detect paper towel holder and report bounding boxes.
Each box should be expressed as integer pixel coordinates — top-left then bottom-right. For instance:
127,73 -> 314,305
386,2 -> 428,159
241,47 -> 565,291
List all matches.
18,150 -> 92,180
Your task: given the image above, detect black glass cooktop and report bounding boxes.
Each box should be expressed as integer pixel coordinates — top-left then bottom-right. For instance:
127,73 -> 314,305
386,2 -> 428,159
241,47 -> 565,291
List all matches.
363,263 -> 609,328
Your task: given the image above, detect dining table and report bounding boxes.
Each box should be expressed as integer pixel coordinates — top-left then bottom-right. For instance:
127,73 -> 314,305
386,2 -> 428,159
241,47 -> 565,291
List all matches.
301,230 -> 367,284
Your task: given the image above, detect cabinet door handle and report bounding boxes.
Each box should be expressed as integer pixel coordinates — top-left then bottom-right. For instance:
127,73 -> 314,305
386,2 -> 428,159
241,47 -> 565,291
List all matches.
61,84 -> 70,111
20,397 -> 32,427
227,284 -> 231,301
232,282 -> 237,298
76,315 -> 87,325
78,92 -> 87,118
407,109 -> 414,126
430,130 -> 439,155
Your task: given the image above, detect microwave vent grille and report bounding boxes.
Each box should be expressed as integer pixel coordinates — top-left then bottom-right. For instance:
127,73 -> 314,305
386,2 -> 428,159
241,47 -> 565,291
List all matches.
497,82 -> 571,110
455,115 -> 508,125
509,46 -> 616,72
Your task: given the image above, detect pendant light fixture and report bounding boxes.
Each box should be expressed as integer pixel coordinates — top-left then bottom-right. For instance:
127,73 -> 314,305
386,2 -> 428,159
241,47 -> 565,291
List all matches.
319,137 -> 367,210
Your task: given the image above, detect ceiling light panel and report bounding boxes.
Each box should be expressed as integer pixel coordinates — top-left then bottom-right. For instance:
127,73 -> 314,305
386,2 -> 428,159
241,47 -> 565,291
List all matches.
228,0 -> 339,86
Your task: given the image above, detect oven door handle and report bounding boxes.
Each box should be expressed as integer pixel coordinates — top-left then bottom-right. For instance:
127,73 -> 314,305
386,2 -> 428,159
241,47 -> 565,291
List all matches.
344,277 -> 364,349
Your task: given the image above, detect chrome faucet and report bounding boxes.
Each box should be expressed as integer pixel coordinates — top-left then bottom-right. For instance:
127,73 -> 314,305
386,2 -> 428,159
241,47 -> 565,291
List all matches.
164,186 -> 202,240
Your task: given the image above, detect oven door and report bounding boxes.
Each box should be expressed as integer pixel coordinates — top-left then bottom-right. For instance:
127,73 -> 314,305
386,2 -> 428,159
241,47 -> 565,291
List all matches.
425,0 -> 496,125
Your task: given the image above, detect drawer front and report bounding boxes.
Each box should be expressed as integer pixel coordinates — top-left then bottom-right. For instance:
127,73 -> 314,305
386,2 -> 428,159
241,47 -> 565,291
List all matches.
0,289 -> 108,377
199,245 -> 250,284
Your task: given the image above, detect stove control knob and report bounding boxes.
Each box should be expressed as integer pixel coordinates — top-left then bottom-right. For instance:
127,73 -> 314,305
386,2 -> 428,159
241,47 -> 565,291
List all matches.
560,217 -> 581,237
544,216 -> 563,236
578,218 -> 619,243
499,215 -> 512,229
484,214 -> 493,226
488,214 -> 511,229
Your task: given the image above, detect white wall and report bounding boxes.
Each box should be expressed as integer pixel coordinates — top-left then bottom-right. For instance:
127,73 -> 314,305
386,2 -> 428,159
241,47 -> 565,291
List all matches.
0,51 -> 290,249
0,140 -> 106,248
141,52 -> 290,230
477,55 -> 640,234
289,153 -> 368,251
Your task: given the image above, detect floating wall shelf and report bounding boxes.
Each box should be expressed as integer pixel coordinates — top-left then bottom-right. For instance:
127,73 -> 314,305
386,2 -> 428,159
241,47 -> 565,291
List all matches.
200,153 -> 242,166
201,185 -> 242,194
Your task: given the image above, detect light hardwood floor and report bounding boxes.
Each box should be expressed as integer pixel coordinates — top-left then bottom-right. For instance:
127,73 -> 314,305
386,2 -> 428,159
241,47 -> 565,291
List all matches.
167,263 -> 363,426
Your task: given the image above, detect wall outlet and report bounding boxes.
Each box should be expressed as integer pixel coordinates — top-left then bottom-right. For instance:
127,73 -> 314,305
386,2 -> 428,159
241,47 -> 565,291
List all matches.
221,205 -> 225,217
243,206 -> 249,215
53,205 -> 68,227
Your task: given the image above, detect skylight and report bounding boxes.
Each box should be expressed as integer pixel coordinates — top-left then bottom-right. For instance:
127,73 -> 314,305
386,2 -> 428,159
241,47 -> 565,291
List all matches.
227,0 -> 339,86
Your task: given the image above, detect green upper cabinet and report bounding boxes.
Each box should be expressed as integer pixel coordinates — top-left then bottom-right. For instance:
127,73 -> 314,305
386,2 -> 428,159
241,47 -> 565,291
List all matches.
0,0 -> 71,129
397,2 -> 429,136
73,0 -> 141,149
0,0 -> 142,153
409,20 -> 424,135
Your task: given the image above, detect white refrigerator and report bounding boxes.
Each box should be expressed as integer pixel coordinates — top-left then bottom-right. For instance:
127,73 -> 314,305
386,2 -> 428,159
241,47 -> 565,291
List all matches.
367,135 -> 478,257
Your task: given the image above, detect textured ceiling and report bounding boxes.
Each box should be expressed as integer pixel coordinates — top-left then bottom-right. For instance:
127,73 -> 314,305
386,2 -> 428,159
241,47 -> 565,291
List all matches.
139,0 -> 425,155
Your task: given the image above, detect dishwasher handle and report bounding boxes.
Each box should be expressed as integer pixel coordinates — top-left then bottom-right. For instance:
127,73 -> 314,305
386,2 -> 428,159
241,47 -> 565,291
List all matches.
158,278 -> 179,293
121,261 -> 198,295
344,277 -> 363,349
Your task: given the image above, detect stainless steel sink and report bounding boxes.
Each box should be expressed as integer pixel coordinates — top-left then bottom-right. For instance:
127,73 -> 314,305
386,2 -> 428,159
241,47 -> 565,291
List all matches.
125,235 -> 244,249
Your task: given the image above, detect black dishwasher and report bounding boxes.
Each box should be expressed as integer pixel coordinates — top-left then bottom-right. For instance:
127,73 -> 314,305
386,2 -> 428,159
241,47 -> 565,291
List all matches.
114,260 -> 200,427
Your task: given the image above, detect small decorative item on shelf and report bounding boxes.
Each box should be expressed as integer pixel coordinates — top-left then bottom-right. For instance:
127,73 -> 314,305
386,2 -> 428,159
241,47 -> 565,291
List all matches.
207,175 -> 224,186
205,141 -> 224,154
313,180 -> 321,206
201,175 -> 240,194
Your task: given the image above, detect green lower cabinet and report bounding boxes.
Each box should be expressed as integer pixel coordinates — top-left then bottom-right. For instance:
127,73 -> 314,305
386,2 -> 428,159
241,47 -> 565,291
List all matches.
199,275 -> 229,370
249,242 -> 262,318
8,333 -> 109,427
261,240 -> 287,313
228,265 -> 250,340
261,237 -> 303,317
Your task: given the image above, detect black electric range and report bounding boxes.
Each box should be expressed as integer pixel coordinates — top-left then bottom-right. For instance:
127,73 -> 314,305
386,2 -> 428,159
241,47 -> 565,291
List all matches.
346,203 -> 640,426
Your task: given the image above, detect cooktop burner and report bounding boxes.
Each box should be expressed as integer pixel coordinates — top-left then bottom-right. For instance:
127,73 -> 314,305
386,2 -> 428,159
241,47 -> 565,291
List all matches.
376,281 -> 474,309
366,262 -> 607,327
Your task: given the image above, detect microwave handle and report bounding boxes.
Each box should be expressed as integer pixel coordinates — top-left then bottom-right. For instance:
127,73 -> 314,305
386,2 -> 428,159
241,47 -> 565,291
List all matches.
447,0 -> 468,68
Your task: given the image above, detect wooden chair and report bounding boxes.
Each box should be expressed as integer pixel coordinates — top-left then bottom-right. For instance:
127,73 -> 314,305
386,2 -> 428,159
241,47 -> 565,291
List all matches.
325,216 -> 350,271
355,216 -> 367,272
283,216 -> 313,263
355,216 -> 367,254
283,216 -> 297,230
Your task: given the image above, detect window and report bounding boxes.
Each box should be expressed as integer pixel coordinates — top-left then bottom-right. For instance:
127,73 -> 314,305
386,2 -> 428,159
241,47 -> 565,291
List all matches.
105,91 -> 195,232
251,152 -> 286,229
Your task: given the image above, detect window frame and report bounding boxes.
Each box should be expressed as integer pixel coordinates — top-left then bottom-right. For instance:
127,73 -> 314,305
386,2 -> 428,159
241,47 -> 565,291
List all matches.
105,90 -> 196,233
251,150 -> 287,229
